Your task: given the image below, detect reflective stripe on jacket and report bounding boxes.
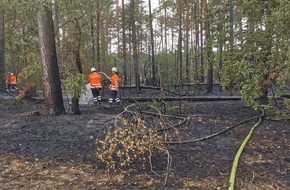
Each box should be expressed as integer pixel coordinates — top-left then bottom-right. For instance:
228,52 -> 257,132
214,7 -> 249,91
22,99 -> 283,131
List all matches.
88,72 -> 103,89
109,73 -> 119,91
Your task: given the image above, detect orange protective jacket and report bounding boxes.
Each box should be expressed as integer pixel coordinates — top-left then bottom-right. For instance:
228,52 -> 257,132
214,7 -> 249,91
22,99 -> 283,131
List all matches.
6,74 -> 17,84
88,72 -> 103,89
109,73 -> 119,91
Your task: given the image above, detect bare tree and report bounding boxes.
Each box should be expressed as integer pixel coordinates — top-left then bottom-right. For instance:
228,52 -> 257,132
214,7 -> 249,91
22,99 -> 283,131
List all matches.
37,4 -> 65,116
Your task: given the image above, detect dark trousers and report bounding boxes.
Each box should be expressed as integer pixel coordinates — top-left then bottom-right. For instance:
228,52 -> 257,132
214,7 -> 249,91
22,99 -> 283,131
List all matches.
7,83 -> 16,92
91,88 -> 102,102
109,90 -> 120,103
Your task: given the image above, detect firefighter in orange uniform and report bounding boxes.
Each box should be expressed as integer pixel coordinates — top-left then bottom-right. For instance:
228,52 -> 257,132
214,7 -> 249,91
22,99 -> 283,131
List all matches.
6,72 -> 17,92
108,67 -> 120,105
88,67 -> 103,104
269,72 -> 283,81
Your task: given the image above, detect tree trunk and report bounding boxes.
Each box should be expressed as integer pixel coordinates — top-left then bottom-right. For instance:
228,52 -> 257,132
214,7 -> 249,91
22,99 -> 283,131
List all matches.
122,0 -> 127,85
148,0 -> 156,86
37,5 -> 65,116
0,12 -> 5,89
229,2 -> 234,50
71,97 -> 80,115
178,0 -> 183,84
71,20 -> 83,115
164,4 -> 167,53
185,2 -> 190,83
200,0 -> 205,82
54,2 -> 61,49
259,9 -> 274,105
204,0 -> 213,93
130,0 -> 140,93
178,0 -> 184,116
96,0 -> 101,71
90,13 -> 96,67
116,0 -> 120,55
194,0 -> 200,81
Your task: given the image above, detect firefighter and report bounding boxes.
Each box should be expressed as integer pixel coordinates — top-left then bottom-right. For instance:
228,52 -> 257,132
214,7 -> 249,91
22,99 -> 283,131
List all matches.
6,72 -> 17,92
108,67 -> 120,105
88,67 -> 103,104
269,72 -> 283,81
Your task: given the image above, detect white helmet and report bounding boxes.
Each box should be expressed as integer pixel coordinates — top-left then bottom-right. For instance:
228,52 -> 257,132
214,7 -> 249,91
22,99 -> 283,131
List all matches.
90,67 -> 97,72
10,73 -> 13,75
111,67 -> 117,72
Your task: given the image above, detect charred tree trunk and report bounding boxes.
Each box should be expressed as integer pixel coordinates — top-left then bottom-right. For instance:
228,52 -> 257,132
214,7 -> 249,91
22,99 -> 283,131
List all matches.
71,20 -> 83,115
37,5 -> 65,116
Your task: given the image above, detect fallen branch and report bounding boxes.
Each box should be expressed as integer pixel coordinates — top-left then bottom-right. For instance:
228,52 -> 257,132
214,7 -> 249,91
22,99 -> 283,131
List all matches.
157,116 -> 189,132
164,112 -> 263,145
141,110 -> 185,120
126,104 -> 189,132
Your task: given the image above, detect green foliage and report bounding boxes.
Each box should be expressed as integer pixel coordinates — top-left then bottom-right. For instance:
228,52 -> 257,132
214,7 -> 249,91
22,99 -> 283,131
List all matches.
217,0 -> 290,119
63,73 -> 85,98
18,61 -> 42,89
220,50 -> 290,119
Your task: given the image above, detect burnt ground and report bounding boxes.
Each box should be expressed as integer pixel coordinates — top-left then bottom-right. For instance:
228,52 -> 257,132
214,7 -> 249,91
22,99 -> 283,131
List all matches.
0,86 -> 290,190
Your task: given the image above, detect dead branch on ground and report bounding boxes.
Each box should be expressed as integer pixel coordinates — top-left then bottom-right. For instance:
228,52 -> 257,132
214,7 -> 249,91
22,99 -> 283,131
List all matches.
95,103 -> 187,186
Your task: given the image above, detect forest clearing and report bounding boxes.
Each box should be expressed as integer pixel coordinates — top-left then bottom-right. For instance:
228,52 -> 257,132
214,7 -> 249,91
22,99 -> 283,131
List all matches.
1,0 -> 290,189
